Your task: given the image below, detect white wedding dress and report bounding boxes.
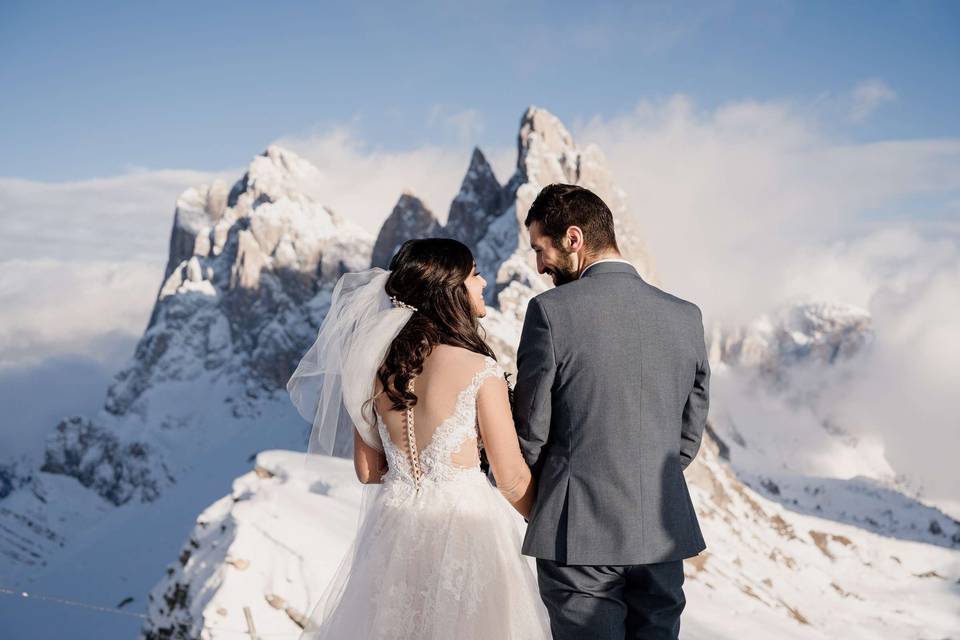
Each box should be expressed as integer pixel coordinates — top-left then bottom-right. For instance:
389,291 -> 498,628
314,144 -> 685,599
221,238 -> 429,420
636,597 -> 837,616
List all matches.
298,351 -> 552,639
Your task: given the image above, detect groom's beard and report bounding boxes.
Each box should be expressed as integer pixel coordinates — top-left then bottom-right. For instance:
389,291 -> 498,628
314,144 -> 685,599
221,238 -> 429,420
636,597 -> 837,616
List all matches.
547,253 -> 578,286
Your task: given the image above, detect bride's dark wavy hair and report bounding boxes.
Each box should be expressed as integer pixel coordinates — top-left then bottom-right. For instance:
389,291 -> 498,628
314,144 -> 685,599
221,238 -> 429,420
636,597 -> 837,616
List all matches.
374,237 -> 495,413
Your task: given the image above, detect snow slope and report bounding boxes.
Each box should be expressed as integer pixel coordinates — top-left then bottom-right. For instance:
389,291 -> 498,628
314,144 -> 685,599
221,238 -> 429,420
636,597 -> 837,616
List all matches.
145,441 -> 959,639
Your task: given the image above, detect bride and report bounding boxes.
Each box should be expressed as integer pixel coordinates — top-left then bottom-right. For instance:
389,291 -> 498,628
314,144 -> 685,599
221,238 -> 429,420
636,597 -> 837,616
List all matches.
286,238 -> 552,639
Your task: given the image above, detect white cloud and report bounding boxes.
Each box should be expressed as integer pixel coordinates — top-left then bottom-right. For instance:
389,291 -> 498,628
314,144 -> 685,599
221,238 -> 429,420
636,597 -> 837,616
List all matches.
0,257 -> 160,371
814,228 -> 960,502
0,168 -> 234,263
849,78 -> 897,122
0,168 -> 233,371
426,105 -> 486,147
781,225 -> 959,309
0,166 -> 245,382
273,126 -> 496,230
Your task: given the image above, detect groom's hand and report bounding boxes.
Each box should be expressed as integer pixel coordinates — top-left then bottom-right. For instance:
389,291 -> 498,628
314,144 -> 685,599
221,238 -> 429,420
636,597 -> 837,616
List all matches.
680,304 -> 710,470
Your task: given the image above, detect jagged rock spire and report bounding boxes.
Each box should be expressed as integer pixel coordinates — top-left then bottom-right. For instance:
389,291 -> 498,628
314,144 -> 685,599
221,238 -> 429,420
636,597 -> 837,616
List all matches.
371,191 -> 444,269
445,147 -> 503,249
514,106 -> 581,185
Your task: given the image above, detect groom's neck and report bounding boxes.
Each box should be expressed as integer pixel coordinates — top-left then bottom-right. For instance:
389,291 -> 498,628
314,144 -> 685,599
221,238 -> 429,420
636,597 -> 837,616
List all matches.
577,249 -> 623,278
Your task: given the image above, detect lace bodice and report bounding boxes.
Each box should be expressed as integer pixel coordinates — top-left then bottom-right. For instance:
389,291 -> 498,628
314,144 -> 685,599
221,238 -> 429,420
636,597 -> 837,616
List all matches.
377,356 -> 504,495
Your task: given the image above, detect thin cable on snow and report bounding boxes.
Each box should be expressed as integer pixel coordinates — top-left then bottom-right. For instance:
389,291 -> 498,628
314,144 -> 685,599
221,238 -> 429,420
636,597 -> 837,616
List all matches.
0,586 -> 303,637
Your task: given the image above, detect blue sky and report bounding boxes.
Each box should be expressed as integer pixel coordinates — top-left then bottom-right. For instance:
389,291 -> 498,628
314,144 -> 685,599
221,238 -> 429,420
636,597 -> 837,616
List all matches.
1,0 -> 958,181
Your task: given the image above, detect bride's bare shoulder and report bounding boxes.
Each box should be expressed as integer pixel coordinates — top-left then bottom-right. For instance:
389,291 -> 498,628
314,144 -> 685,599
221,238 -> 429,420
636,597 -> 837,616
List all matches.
429,344 -> 492,371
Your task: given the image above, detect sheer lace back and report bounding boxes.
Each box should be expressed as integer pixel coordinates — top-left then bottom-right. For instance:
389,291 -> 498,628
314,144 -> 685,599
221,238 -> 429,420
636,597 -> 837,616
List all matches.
375,347 -> 504,492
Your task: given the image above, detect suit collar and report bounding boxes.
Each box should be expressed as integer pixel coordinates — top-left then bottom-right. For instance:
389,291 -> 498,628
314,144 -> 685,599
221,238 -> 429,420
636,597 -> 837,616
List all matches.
579,260 -> 639,280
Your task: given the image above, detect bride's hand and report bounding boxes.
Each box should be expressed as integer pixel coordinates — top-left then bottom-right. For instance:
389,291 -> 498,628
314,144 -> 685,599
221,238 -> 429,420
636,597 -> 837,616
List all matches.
477,374 -> 536,518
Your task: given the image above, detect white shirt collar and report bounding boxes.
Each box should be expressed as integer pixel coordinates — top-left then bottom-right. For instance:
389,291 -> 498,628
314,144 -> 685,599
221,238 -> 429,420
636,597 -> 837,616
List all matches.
580,257 -> 633,277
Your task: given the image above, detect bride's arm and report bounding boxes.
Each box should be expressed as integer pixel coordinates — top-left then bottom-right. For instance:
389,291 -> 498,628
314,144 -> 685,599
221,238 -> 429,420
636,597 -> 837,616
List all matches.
477,375 -> 535,518
354,428 -> 387,484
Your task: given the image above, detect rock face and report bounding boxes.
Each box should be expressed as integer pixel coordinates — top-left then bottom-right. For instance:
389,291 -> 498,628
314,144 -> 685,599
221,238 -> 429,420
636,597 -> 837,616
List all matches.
122,145 -> 372,418
370,192 -> 442,268
41,417 -> 167,505
713,302 -> 874,372
445,148 -> 504,249
0,460 -> 30,500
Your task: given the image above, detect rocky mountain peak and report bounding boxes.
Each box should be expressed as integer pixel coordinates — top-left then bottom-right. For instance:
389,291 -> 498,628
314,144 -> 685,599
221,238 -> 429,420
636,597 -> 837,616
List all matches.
371,192 -> 443,268
445,147 -> 503,248
137,147 -> 374,411
515,106 -> 580,185
228,145 -> 323,210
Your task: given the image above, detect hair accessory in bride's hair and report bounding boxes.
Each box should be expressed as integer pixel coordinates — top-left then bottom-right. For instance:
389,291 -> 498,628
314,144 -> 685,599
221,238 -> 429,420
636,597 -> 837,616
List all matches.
390,295 -> 418,312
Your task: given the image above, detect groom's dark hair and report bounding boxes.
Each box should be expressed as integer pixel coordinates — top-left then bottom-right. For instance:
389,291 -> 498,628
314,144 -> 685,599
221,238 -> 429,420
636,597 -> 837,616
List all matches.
525,183 -> 619,253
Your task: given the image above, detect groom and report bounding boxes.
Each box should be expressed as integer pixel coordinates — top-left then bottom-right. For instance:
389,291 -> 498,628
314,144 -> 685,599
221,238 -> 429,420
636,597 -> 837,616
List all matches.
514,183 -> 711,640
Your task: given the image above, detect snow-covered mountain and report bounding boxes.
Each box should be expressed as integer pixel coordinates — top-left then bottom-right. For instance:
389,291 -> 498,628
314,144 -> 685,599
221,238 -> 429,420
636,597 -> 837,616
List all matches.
1,107 -> 957,640
144,436 -> 960,640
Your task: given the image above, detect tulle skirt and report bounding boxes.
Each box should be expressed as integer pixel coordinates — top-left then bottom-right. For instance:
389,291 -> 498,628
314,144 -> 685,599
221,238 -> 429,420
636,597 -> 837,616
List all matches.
299,468 -> 552,639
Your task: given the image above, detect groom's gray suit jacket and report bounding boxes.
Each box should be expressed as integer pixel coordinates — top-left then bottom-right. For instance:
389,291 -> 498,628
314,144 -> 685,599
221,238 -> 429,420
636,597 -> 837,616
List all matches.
514,260 -> 710,566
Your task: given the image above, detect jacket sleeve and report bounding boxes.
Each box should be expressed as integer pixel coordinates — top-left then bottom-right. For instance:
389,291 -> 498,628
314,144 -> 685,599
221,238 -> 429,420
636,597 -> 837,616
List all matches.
680,305 -> 711,471
514,296 -> 557,472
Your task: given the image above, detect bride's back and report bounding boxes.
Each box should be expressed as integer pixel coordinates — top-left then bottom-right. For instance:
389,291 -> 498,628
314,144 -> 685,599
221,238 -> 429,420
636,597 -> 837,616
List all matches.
375,344 -> 491,471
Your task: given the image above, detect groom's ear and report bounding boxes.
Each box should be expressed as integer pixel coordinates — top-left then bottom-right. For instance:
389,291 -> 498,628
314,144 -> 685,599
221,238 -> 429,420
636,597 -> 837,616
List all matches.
564,225 -> 585,252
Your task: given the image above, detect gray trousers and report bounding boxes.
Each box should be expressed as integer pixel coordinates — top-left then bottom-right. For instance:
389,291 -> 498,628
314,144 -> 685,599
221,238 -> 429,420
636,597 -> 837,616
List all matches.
536,559 -> 686,640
